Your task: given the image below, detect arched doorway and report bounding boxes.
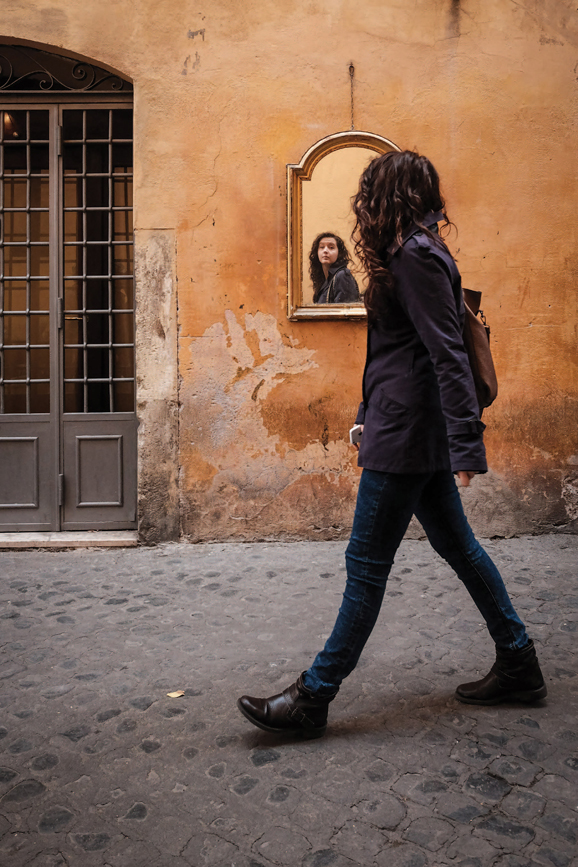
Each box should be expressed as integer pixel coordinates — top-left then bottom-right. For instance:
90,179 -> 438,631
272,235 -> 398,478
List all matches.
0,45 -> 136,530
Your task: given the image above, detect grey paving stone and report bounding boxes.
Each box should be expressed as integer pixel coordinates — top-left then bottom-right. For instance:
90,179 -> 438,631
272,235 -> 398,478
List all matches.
0,535 -> 576,867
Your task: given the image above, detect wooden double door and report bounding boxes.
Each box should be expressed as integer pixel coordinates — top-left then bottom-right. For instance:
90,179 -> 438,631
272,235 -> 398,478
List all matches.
0,103 -> 137,531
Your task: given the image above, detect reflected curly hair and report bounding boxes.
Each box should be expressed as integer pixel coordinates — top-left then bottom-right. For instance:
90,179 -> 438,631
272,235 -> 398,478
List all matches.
308,232 -> 352,302
352,150 -> 451,322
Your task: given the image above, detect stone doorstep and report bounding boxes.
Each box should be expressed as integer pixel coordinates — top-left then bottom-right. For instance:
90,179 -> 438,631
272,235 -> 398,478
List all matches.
0,531 -> 138,549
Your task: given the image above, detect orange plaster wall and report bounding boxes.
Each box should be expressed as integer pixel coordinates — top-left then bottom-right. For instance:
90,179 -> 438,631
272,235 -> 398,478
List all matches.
3,0 -> 577,539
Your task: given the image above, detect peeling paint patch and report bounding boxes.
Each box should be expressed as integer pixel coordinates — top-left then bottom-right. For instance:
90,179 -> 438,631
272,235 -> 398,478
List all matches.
562,473 -> 578,520
179,311 -> 364,539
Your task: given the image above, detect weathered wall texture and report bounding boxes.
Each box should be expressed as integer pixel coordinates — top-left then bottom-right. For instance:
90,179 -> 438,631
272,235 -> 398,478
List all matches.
3,1 -> 577,540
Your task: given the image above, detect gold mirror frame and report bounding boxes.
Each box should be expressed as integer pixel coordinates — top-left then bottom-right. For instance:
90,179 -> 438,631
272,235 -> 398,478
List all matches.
287,131 -> 400,321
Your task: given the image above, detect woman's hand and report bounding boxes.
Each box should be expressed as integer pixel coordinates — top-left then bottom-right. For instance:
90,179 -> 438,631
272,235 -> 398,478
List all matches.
457,471 -> 476,487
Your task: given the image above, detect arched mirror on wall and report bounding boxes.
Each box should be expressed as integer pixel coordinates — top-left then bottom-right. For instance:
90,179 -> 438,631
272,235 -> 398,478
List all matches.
287,131 -> 400,320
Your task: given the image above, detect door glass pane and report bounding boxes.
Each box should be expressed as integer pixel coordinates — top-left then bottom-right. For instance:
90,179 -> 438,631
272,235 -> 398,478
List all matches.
86,210 -> 109,241
113,313 -> 133,344
4,282 -> 27,311
3,314 -> 26,345
30,347 -> 50,378
29,112 -> 49,140
86,279 -> 109,310
30,245 -> 49,276
64,245 -> 83,276
112,109 -> 133,139
64,280 -> 82,310
4,247 -> 27,277
30,280 -> 50,311
86,109 -> 110,139
87,176 -> 109,207
30,381 -> 50,413
114,346 -> 134,378
64,381 -> 83,413
30,210 -> 50,239
4,176 -> 27,208
87,381 -> 110,412
29,314 -> 49,345
87,347 -> 109,378
62,107 -> 133,416
64,316 -> 83,344
64,347 -> 81,379
114,380 -> 134,412
62,109 -> 83,140
4,383 -> 26,413
3,348 -> 27,379
0,111 -> 50,415
64,174 -> 82,208
113,278 -> 133,309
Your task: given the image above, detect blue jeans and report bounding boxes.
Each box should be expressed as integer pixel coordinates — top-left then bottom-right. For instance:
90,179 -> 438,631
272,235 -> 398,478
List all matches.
303,469 -> 528,696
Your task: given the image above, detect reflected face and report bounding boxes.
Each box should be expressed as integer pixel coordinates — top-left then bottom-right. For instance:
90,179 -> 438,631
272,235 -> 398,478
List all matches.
318,237 -> 339,267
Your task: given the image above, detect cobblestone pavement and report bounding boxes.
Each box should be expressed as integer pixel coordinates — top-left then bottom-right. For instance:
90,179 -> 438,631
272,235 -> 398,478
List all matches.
0,535 -> 577,867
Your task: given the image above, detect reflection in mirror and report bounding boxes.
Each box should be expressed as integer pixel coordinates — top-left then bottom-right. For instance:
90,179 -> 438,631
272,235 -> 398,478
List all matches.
287,131 -> 400,320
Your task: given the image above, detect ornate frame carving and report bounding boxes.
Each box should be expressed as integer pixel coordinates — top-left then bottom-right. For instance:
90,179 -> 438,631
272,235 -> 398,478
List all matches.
287,131 -> 399,320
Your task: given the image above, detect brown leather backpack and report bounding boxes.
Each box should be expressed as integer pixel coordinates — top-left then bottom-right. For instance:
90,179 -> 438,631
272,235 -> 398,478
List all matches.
462,287 -> 498,412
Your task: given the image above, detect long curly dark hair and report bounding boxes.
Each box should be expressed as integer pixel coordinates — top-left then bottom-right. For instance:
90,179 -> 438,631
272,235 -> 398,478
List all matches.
308,232 -> 352,302
352,150 -> 451,322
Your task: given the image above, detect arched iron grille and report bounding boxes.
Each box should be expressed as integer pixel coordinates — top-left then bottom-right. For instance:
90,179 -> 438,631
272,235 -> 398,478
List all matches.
0,45 -> 132,92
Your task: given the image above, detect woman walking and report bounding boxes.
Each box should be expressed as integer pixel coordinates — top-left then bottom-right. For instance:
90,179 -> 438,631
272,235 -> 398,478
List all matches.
237,150 -> 546,739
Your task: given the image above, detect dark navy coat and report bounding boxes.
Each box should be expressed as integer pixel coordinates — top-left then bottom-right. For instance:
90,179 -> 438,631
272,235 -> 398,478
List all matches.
355,216 -> 487,475
316,263 -> 360,304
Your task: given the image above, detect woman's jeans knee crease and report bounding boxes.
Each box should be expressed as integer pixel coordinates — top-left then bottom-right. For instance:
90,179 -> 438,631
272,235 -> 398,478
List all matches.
303,469 -> 528,696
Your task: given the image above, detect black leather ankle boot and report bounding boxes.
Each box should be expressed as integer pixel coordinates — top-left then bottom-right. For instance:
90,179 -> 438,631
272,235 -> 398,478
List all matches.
237,673 -> 336,738
455,639 -> 547,705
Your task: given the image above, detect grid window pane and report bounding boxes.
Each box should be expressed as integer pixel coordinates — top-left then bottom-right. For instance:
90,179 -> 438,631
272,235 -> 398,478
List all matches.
114,380 -> 134,412
3,314 -> 27,345
113,278 -> 133,309
30,210 -> 50,240
3,348 -> 27,379
30,381 -> 50,412
64,175 -> 82,208
87,381 -> 110,412
113,312 -> 133,344
86,210 -> 109,242
64,246 -> 83,276
3,176 -> 27,208
29,314 -> 49,345
30,144 -> 49,173
4,382 -> 26,413
87,347 -> 109,378
64,280 -> 82,310
86,110 -> 110,139
30,280 -> 50,311
64,381 -> 83,413
86,279 -> 109,310
64,317 -> 83,344
114,346 -> 134,378
30,245 -> 50,277
3,282 -> 27,312
29,111 -> 49,140
64,347 -> 82,379
86,313 -> 109,343
4,248 -> 27,277
30,347 -> 50,379
111,110 -> 133,140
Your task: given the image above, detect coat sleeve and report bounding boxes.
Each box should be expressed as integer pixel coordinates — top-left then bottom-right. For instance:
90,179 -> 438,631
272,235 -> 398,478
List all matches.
393,241 -> 487,473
